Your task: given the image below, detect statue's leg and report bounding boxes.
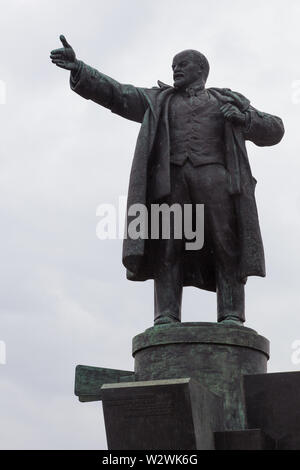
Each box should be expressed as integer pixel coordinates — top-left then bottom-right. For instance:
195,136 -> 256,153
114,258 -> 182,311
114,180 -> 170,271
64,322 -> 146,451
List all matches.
188,163 -> 245,324
154,237 -> 183,324
216,268 -> 245,324
153,164 -> 188,325
208,189 -> 245,324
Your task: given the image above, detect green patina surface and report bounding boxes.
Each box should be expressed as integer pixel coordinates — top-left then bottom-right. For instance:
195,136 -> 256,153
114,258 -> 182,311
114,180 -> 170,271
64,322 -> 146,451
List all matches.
132,322 -> 269,430
75,365 -> 134,402
133,322 -> 269,358
75,323 -> 269,431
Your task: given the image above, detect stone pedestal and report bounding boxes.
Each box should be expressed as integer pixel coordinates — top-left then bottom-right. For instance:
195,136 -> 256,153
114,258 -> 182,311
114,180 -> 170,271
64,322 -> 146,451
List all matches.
75,322 -> 278,449
132,322 -> 269,430
244,371 -> 300,449
102,378 -> 223,450
214,429 -> 275,450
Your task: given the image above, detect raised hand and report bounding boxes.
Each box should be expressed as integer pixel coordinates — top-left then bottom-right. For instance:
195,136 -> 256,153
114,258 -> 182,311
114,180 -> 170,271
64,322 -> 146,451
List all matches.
220,103 -> 246,126
50,35 -> 79,71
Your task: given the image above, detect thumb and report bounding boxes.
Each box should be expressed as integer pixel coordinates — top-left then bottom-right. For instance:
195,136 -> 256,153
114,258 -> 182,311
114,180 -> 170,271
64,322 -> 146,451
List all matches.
60,34 -> 71,48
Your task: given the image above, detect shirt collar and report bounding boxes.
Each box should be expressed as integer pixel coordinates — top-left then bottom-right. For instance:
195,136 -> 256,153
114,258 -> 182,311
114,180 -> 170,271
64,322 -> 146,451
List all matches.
184,84 -> 206,97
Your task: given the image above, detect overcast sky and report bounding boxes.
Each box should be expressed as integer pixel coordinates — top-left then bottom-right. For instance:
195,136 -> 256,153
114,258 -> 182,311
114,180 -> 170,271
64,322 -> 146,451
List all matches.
0,0 -> 299,450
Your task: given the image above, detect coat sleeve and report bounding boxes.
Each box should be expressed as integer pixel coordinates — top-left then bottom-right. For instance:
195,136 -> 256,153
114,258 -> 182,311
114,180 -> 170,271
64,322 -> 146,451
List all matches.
243,105 -> 285,146
69,61 -> 149,123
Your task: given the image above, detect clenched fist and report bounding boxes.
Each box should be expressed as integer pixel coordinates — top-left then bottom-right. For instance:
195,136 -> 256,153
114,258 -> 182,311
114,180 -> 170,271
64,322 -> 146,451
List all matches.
50,35 -> 79,72
220,103 -> 246,126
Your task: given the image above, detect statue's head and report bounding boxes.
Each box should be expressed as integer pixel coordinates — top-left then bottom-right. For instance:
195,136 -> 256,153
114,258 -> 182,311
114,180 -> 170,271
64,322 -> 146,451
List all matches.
172,50 -> 210,89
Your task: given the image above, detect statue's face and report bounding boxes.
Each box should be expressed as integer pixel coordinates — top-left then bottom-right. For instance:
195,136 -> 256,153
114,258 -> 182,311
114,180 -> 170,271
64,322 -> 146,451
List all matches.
172,51 -> 202,89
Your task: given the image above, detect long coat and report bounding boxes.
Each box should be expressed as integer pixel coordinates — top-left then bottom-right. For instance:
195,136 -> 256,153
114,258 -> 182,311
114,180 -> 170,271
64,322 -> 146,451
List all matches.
71,61 -> 285,292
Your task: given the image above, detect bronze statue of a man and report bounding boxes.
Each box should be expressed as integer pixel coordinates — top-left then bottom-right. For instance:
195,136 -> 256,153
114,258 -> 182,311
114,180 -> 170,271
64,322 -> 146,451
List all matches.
51,36 -> 284,326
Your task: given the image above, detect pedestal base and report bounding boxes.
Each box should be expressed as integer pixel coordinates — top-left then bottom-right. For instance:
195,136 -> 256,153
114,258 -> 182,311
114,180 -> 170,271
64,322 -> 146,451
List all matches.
244,371 -> 300,449
75,323 -> 300,449
102,378 -> 223,450
132,322 -> 269,430
215,429 -> 275,450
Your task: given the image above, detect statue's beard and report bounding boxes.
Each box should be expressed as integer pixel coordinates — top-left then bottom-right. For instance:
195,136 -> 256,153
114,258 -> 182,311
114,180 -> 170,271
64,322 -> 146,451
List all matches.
173,76 -> 186,89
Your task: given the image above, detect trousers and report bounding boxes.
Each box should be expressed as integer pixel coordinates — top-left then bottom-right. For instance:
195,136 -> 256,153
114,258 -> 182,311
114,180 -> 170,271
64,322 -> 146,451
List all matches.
154,161 -> 245,323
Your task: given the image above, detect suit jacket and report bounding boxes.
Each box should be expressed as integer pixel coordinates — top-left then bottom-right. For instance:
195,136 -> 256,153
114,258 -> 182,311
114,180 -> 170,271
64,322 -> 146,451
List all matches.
70,61 -> 285,291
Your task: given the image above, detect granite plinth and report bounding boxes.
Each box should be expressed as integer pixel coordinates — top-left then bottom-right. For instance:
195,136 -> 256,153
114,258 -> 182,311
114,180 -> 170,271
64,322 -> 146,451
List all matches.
214,429 -> 275,450
244,371 -> 300,449
133,322 -> 269,430
101,378 -> 223,450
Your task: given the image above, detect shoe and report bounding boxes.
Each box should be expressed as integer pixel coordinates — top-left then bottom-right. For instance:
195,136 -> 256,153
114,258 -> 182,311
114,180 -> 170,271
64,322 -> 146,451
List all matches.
154,316 -> 180,326
220,316 -> 244,326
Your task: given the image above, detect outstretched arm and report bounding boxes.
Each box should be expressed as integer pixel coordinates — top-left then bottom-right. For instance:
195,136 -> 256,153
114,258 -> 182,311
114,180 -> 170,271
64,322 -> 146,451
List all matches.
50,35 -> 149,123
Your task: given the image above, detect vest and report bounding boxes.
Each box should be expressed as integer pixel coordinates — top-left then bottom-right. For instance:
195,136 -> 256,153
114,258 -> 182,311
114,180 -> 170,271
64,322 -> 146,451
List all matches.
169,88 -> 226,166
